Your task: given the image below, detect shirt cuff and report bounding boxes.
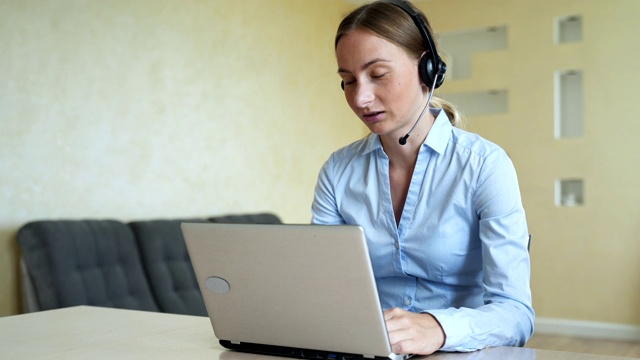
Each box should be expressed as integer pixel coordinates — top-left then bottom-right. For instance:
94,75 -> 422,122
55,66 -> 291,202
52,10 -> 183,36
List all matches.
423,309 -> 476,352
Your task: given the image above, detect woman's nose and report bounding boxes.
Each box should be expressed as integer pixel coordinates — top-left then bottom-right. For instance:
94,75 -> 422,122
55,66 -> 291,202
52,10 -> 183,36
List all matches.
352,82 -> 375,108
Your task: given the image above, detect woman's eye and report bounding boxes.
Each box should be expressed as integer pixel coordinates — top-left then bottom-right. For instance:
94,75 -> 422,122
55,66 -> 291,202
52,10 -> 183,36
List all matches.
372,72 -> 388,79
343,79 -> 356,86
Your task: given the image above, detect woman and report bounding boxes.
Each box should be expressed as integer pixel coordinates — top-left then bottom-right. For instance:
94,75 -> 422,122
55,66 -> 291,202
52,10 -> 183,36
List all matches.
311,0 -> 534,355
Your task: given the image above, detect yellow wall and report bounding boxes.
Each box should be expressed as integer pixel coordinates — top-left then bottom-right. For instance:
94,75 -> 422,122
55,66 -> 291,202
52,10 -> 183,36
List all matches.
424,0 -> 640,325
1,0 -> 639,329
0,0 -> 360,316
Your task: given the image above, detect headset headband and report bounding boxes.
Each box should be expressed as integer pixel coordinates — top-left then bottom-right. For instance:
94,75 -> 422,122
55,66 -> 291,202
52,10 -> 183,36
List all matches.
384,0 -> 447,88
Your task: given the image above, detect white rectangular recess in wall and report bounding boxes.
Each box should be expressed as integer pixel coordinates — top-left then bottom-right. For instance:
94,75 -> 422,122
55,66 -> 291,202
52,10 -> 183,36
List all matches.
555,15 -> 583,43
437,26 -> 507,80
555,70 -> 584,138
555,178 -> 584,207
440,89 -> 508,117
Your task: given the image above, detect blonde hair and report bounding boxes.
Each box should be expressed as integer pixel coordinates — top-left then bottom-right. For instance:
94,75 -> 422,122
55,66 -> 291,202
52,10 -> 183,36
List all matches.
335,1 -> 462,128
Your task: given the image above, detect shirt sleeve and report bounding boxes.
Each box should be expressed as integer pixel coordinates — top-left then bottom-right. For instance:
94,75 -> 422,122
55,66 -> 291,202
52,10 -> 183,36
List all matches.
311,155 -> 346,225
426,148 -> 535,352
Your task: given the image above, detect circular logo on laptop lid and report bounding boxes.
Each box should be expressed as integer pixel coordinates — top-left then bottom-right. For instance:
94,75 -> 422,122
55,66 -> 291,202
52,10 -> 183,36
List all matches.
205,276 -> 230,294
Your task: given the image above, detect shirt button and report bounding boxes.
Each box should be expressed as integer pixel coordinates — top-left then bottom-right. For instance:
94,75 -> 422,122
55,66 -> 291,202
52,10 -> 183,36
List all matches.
394,241 -> 399,249
405,297 -> 412,306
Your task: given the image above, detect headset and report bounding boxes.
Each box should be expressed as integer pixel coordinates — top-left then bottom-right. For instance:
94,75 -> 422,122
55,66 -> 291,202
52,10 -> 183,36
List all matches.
387,0 -> 447,88
340,0 -> 447,91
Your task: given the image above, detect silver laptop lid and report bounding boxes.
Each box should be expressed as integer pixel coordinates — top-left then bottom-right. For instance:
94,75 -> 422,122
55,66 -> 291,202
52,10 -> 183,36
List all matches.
182,223 -> 394,358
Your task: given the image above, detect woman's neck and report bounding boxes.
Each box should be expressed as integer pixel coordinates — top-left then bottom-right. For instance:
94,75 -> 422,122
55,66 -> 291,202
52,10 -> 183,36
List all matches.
381,109 -> 435,168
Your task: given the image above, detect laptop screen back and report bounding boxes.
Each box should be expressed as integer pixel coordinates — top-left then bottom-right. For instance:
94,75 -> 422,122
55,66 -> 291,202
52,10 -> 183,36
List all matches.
182,223 -> 393,358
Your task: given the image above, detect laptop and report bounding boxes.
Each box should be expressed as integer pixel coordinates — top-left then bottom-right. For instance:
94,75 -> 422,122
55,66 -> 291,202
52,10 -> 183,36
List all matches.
181,222 -> 408,360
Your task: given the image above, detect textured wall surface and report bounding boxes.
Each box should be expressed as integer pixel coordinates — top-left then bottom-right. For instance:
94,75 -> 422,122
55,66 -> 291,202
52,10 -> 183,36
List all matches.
426,0 -> 640,326
0,0 -> 361,316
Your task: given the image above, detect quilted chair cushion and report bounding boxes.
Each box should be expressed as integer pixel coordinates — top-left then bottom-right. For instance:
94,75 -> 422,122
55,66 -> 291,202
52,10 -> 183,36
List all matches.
17,220 -> 159,312
129,219 -> 208,316
129,213 -> 281,316
208,212 -> 282,224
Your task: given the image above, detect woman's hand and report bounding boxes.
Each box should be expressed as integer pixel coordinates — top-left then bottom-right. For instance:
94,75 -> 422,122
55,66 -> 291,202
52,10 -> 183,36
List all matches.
383,308 -> 446,355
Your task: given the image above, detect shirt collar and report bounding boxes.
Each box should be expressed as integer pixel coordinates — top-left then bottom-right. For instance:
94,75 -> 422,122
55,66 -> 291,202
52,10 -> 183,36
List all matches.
361,108 -> 452,156
362,133 -> 382,155
422,108 -> 452,155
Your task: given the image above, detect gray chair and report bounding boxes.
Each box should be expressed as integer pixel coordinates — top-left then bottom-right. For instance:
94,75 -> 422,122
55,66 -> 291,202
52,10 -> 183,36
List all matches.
129,213 -> 282,316
17,220 -> 159,312
207,213 -> 282,225
15,213 -> 292,315
129,219 -> 208,316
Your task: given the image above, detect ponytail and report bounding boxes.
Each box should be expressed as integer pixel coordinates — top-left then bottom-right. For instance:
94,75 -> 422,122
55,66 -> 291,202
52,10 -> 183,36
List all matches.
430,96 -> 464,128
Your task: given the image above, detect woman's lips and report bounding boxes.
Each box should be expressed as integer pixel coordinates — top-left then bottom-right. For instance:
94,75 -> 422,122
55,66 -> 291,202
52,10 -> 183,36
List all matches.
362,111 -> 384,123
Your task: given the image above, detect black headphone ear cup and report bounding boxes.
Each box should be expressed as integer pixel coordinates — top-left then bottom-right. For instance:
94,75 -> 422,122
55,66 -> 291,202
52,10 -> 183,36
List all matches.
419,55 -> 435,88
341,80 -> 345,90
419,55 -> 446,89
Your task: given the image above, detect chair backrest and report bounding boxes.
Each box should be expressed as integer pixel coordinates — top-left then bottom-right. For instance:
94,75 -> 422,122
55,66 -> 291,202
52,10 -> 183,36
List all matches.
207,213 -> 282,224
17,220 -> 159,312
129,219 -> 208,316
17,213 -> 282,314
130,213 -> 282,316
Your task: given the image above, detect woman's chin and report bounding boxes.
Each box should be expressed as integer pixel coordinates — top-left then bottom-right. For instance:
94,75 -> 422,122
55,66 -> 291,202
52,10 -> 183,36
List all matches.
364,125 -> 400,139
362,122 -> 387,135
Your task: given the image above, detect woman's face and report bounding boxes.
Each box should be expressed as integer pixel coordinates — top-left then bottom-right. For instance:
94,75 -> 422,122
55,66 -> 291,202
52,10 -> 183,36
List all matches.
336,28 -> 427,138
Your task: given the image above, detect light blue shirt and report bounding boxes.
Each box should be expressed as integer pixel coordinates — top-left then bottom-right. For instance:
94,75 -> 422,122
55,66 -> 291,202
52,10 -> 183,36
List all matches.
311,109 -> 534,352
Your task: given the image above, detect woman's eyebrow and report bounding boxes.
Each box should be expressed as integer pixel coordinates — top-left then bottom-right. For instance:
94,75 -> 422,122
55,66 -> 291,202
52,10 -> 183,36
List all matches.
337,58 -> 391,74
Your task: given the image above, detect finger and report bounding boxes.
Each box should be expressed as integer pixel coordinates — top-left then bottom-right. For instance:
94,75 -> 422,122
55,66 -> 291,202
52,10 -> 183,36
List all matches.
391,339 -> 412,355
383,307 -> 397,320
384,310 -> 410,332
386,313 -> 445,355
383,307 -> 405,320
386,318 -> 416,343
390,333 -> 425,355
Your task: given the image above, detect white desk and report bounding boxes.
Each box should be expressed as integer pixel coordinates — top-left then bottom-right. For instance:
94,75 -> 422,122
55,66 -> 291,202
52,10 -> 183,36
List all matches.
0,306 -> 636,360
